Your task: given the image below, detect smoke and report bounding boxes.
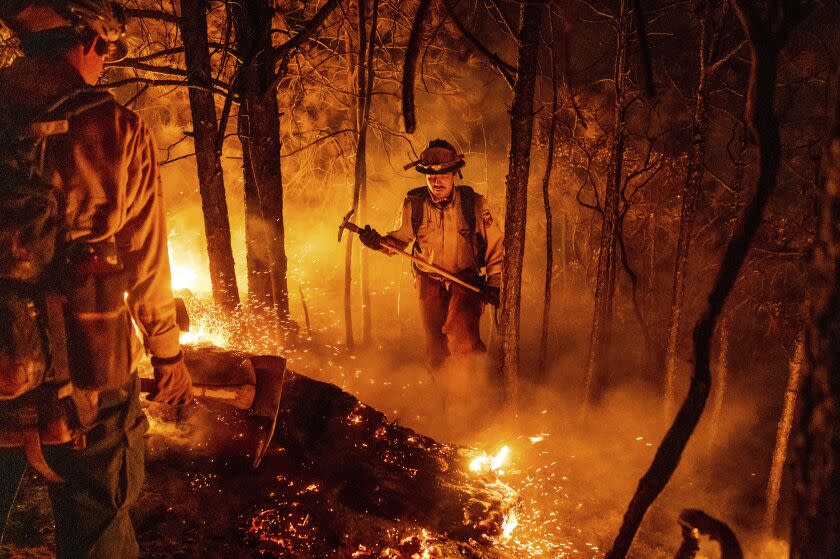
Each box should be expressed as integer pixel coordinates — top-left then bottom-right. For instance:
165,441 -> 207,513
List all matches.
142,52 -> 797,558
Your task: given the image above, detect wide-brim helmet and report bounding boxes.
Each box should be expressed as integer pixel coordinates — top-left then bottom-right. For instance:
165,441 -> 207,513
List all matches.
404,139 -> 465,175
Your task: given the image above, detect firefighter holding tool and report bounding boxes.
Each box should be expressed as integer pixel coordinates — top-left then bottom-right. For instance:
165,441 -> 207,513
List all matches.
0,2 -> 191,556
356,139 -> 504,371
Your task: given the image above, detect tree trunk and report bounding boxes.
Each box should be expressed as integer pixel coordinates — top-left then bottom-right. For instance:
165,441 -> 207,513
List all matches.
343,0 -> 377,350
791,70 -> 840,558
605,1 -> 794,554
706,312 -> 729,453
499,1 -> 542,405
537,16 -> 561,380
764,331 -> 804,535
343,5 -> 357,351
663,1 -> 712,417
582,1 -> 629,407
232,0 -> 293,335
180,0 -> 240,312
359,0 -> 378,346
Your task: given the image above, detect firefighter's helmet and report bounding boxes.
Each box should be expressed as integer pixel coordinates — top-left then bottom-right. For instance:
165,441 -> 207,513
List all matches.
405,139 -> 466,175
1,0 -> 127,61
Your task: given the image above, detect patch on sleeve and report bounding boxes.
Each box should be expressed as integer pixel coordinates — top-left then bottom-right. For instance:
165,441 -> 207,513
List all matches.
482,208 -> 493,228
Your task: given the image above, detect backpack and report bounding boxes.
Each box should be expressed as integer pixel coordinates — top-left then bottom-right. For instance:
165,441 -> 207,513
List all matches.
406,184 -> 488,270
0,89 -> 113,482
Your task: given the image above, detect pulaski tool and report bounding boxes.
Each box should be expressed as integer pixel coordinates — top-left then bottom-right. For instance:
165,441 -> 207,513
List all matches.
338,209 -> 481,294
140,352 -> 285,469
140,306 -> 286,469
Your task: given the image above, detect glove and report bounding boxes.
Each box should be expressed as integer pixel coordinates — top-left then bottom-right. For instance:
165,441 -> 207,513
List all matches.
358,225 -> 382,250
147,351 -> 193,406
480,284 -> 501,307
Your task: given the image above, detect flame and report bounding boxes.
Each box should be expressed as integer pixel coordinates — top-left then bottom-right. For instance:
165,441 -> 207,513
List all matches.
179,327 -> 228,348
469,445 -> 511,475
168,232 -> 212,294
501,510 -> 518,540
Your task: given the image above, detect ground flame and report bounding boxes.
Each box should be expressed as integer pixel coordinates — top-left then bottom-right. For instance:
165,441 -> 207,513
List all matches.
469,445 -> 511,475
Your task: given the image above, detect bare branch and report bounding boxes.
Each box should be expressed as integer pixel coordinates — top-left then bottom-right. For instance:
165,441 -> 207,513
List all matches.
442,0 -> 516,89
707,39 -> 748,77
272,0 -> 341,60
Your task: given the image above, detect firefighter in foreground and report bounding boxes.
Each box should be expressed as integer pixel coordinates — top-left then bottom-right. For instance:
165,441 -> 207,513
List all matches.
359,140 -> 504,372
0,1 -> 191,557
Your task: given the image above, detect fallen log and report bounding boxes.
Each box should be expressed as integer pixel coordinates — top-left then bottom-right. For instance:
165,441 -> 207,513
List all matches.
141,344 -> 516,557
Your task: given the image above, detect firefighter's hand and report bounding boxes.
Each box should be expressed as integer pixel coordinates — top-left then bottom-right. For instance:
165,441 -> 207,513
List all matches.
480,284 -> 501,307
148,351 -> 193,406
358,225 -> 383,250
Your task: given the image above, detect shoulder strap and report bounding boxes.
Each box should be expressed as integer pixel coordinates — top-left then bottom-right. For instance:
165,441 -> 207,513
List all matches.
458,185 -> 476,231
457,185 -> 487,270
407,186 -> 428,236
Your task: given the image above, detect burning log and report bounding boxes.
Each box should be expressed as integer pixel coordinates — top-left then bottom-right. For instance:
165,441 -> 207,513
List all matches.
140,344 -> 517,557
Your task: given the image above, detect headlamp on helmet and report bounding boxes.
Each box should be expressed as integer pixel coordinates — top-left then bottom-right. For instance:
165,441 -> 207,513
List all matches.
67,0 -> 127,61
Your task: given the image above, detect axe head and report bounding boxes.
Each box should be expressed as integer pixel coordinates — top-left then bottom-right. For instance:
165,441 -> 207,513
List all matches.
338,208 -> 355,242
249,355 -> 287,469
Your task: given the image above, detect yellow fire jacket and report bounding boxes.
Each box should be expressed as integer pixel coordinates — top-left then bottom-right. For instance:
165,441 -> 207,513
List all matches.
385,186 -> 504,287
0,57 -> 180,360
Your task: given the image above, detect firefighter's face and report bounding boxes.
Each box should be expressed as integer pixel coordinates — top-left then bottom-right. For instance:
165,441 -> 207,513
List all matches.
426,172 -> 456,201
68,36 -> 106,85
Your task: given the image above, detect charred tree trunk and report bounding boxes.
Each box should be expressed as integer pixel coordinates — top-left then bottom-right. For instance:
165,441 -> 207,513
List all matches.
180,0 -> 240,312
791,70 -> 840,558
232,0 -> 293,335
499,2 -> 542,404
537,17 -> 561,380
582,1 -> 629,407
605,1 -> 804,556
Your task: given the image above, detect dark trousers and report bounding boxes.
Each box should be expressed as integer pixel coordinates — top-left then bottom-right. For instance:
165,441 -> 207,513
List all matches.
417,272 -> 486,369
0,373 -> 148,559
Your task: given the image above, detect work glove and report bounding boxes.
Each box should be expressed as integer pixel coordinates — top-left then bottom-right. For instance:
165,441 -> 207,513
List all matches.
358,225 -> 383,250
148,351 -> 193,406
480,284 -> 501,307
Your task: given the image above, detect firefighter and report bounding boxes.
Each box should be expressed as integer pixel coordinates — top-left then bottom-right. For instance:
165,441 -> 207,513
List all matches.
359,139 -> 504,370
0,1 -> 192,557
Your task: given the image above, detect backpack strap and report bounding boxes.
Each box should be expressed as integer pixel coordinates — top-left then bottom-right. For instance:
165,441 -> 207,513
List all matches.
407,186 -> 428,237
457,185 -> 486,270
458,185 -> 476,231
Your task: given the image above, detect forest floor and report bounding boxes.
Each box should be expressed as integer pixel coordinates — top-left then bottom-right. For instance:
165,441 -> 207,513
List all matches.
0,297 -> 792,558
